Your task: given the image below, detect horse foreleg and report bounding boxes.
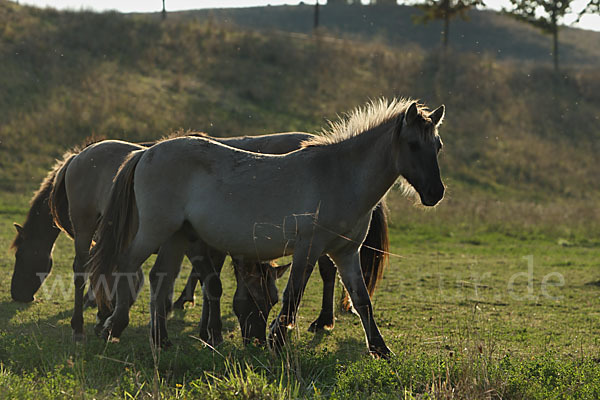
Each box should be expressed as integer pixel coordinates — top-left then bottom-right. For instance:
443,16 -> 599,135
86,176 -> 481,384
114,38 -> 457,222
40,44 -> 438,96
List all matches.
308,255 -> 336,332
149,235 -> 187,348
269,245 -> 322,352
83,288 -> 96,309
330,249 -> 391,359
95,301 -> 113,336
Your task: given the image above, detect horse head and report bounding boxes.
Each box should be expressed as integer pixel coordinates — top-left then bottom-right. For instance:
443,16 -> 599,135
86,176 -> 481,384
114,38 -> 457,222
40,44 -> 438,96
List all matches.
394,101 -> 445,207
232,259 -> 290,345
10,223 -> 53,302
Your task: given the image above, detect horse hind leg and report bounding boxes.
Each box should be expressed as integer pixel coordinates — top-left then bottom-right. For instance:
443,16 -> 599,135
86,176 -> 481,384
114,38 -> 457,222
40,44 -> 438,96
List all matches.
308,255 -> 336,332
94,267 -> 144,337
202,250 -> 226,346
185,243 -> 226,346
149,233 -> 188,348
172,272 -> 200,310
173,223 -> 205,310
70,228 -> 94,342
101,230 -> 172,341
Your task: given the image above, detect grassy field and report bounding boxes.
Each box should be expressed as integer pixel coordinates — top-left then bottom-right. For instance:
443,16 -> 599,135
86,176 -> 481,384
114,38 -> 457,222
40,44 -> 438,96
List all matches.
1,2 -> 600,398
1,190 -> 599,398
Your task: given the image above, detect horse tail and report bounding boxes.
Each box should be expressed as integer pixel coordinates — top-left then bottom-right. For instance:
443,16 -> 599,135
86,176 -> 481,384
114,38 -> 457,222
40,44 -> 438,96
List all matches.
342,201 -> 389,311
88,150 -> 144,307
48,153 -> 77,238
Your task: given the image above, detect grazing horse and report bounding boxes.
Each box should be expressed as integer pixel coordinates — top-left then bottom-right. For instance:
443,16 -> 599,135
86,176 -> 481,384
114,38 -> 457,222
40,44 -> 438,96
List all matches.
11,134 -> 388,344
89,98 -> 445,357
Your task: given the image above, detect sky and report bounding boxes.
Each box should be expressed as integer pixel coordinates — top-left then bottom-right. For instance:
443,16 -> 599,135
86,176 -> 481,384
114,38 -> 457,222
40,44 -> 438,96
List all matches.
13,0 -> 600,32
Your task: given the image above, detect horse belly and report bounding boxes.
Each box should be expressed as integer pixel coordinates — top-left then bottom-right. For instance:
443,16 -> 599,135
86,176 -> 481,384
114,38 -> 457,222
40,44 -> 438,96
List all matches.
186,203 -> 304,260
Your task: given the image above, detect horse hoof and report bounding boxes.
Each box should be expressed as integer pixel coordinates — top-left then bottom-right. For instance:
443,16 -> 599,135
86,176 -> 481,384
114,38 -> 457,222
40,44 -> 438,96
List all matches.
150,331 -> 173,349
243,337 -> 267,347
94,323 -> 105,338
308,317 -> 335,333
208,333 -> 223,347
198,328 -> 209,343
172,300 -> 184,310
100,323 -> 113,342
72,332 -> 86,343
105,314 -> 129,339
172,297 -> 191,310
268,324 -> 287,353
100,327 -> 112,342
368,344 -> 393,360
99,316 -> 123,343
83,299 -> 97,310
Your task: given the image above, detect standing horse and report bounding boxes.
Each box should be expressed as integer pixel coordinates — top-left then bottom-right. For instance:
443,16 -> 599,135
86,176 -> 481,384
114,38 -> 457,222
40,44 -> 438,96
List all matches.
11,134 -> 388,344
89,98 -> 445,357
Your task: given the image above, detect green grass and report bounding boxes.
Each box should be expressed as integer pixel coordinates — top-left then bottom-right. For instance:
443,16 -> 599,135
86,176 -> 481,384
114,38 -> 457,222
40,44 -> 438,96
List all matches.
1,191 -> 599,398
1,2 -> 600,398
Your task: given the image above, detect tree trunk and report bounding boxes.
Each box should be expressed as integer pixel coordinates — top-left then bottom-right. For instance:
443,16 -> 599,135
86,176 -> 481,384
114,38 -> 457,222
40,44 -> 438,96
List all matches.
314,0 -> 320,31
552,26 -> 559,72
442,0 -> 450,49
551,4 -> 558,72
443,14 -> 449,49
162,0 -> 167,20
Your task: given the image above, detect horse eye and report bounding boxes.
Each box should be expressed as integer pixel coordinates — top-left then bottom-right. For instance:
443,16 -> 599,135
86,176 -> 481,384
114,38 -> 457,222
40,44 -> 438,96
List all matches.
408,141 -> 421,152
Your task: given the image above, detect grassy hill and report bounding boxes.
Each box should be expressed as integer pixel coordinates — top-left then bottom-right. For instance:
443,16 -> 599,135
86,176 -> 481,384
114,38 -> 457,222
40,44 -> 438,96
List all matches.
162,4 -> 600,66
0,1 -> 599,235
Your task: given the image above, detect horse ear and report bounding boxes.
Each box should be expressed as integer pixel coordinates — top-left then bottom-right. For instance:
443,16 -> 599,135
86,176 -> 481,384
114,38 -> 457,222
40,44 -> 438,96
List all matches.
273,263 -> 291,279
430,105 -> 445,126
404,102 -> 419,126
13,223 -> 24,235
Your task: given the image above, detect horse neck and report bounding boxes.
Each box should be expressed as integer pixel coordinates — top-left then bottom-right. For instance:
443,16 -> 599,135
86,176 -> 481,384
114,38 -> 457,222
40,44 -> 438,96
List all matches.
22,193 -> 61,254
316,122 -> 399,215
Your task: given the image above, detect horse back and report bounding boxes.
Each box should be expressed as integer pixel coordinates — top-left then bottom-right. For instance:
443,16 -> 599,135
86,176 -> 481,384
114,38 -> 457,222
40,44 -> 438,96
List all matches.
219,132 -> 314,154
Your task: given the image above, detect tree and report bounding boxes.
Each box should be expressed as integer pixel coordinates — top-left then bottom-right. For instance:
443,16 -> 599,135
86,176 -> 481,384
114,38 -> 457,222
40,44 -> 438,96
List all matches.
413,0 -> 485,49
504,0 -> 573,72
576,0 -> 599,21
162,0 -> 166,20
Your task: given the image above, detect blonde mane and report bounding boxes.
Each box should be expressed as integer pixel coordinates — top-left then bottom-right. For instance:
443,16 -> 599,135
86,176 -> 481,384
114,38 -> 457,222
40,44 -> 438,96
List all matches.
302,98 -> 434,148
161,129 -> 210,141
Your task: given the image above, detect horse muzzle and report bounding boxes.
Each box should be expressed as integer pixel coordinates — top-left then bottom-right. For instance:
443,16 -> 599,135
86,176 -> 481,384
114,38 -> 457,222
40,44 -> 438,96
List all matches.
10,274 -> 39,303
420,184 -> 445,206
11,288 -> 35,303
